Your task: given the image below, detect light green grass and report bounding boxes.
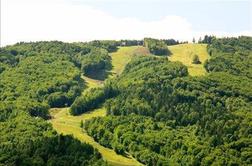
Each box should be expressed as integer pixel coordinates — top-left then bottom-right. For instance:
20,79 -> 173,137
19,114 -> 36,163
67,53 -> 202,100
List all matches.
168,44 -> 210,76
110,46 -> 149,77
81,75 -> 103,90
49,107 -> 142,166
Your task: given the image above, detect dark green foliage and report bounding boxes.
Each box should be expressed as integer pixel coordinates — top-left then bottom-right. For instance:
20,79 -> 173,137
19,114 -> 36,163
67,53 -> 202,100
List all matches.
4,41 -> 85,56
205,36 -> 252,78
0,49 -> 18,66
70,83 -> 118,115
86,39 -> 144,48
120,40 -> 143,46
161,39 -> 179,45
80,48 -> 112,78
0,49 -> 19,73
70,88 -> 106,115
0,112 -> 105,166
47,92 -> 69,107
192,54 -> 201,64
0,63 -> 8,74
2,41 -> 114,81
105,56 -> 189,117
80,120 -> 84,128
85,115 -> 198,165
199,35 -> 216,44
86,113 -> 252,165
85,55 -> 252,165
119,56 -> 188,86
0,54 -> 81,115
0,41 -> 106,165
87,39 -> 177,48
144,38 -> 170,56
88,40 -> 118,52
1,38 -> 251,165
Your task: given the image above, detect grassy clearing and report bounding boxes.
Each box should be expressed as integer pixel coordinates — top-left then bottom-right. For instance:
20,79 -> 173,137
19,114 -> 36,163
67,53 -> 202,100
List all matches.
110,46 -> 149,77
168,44 -> 210,76
49,107 -> 142,166
81,75 -> 103,90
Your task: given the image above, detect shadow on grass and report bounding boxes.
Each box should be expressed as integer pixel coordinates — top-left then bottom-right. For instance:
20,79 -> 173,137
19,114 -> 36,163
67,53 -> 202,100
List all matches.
85,63 -> 113,81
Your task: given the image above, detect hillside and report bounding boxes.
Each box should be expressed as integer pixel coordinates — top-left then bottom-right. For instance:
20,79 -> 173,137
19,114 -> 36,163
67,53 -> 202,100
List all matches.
81,37 -> 252,165
1,37 -> 251,166
49,46 -> 145,166
110,46 -> 150,77
0,42 -> 107,165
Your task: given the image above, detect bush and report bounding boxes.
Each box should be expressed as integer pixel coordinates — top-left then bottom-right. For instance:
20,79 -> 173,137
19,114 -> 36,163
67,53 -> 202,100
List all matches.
113,143 -> 125,155
192,54 -> 201,64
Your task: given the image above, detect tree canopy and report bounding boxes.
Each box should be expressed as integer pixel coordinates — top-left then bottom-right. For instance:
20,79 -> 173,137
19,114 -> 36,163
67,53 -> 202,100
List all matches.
0,37 -> 251,165
84,37 -> 252,165
0,41 -> 108,165
144,38 -> 170,56
204,36 -> 252,78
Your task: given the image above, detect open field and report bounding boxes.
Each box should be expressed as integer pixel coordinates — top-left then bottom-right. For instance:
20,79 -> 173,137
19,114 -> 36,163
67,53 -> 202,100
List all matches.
168,44 -> 210,76
81,75 -> 103,90
110,46 -> 149,77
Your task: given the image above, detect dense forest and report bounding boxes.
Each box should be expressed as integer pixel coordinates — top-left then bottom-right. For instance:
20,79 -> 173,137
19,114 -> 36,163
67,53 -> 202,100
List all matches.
205,36 -> 252,78
0,36 -> 251,166
0,41 -> 110,165
84,37 -> 252,165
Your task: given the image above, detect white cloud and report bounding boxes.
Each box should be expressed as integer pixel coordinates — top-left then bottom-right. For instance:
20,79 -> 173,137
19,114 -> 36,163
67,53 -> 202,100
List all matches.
1,0 -> 251,46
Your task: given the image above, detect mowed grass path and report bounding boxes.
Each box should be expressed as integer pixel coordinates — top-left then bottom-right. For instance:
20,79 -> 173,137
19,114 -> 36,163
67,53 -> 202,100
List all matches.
49,46 -> 144,166
110,46 -> 149,77
168,44 -> 210,76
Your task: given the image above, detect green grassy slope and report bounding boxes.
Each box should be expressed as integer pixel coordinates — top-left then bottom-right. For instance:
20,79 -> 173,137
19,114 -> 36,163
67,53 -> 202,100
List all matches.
110,46 -> 149,77
168,44 -> 210,76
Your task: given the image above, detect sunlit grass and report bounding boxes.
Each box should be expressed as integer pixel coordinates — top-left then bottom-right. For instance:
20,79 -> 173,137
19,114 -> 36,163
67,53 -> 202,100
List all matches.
168,44 -> 210,76
81,75 -> 103,90
110,46 -> 149,77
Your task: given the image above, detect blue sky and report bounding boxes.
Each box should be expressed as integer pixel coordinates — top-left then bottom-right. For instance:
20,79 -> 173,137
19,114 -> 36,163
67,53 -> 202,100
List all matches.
1,0 -> 251,46
75,0 -> 251,32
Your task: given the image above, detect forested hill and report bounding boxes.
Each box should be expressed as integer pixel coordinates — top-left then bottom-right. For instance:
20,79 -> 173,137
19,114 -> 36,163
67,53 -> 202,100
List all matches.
0,41 -> 113,165
0,37 -> 252,166
84,37 -> 252,165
